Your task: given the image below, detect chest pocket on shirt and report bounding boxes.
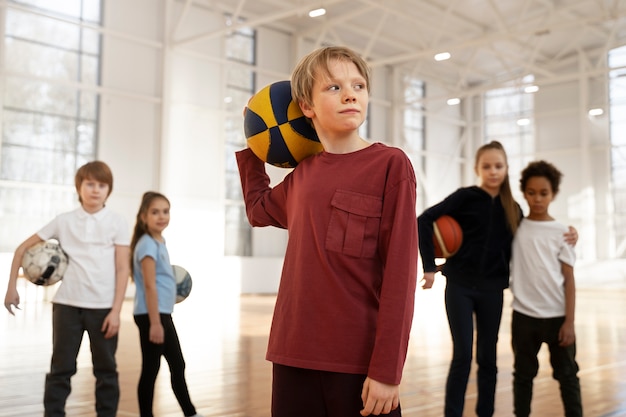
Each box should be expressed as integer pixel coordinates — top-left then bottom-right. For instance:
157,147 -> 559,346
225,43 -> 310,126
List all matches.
326,190 -> 383,258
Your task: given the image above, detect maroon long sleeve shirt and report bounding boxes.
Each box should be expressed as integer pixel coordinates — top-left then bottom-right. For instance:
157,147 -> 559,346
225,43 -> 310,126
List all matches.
236,143 -> 418,385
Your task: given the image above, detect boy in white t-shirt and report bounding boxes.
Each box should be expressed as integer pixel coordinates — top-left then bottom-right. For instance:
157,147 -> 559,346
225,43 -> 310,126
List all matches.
4,161 -> 130,417
510,160 -> 582,417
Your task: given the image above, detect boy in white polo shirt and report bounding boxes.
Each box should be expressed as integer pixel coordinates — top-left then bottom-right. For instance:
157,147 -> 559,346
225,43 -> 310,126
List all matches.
4,160 -> 130,417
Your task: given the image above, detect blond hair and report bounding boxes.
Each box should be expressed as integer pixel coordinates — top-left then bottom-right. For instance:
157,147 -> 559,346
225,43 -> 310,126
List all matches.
291,46 -> 371,108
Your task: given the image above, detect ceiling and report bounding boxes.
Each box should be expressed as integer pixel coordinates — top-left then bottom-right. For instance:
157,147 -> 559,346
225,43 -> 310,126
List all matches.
174,0 -> 626,98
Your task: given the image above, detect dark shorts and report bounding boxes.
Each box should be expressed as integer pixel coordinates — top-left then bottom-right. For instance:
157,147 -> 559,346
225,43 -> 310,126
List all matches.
271,363 -> 402,417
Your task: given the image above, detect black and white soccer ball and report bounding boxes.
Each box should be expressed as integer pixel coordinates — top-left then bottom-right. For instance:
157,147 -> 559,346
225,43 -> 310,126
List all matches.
21,240 -> 69,286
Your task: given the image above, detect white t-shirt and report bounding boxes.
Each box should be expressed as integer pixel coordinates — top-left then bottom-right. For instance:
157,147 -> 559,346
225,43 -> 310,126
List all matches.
37,206 -> 130,309
510,218 -> 576,318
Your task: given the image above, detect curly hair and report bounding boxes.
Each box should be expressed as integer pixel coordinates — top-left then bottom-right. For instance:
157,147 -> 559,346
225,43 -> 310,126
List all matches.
520,160 -> 563,196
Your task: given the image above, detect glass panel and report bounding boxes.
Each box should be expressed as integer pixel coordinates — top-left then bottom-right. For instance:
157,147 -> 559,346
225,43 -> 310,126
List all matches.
225,31 -> 255,63
0,186 -> 76,218
223,18 -> 255,256
77,121 -> 97,154
11,0 -> 83,16
484,81 -> 534,182
4,110 -> 76,149
1,145 -> 77,184
5,38 -> 80,80
225,85 -> 254,115
402,75 -> 425,152
486,120 -> 522,137
82,0 -> 102,22
81,27 -> 101,54
403,129 -> 423,153
6,9 -> 81,50
81,55 -> 100,84
79,92 -> 99,120
5,78 -> 79,117
224,204 -> 252,256
609,46 -> 626,252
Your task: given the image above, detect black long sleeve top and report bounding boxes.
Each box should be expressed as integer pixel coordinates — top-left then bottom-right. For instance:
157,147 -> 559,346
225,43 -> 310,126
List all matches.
418,186 -> 520,291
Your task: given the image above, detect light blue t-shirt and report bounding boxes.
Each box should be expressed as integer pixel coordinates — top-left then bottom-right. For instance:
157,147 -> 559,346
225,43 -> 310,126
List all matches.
133,234 -> 176,315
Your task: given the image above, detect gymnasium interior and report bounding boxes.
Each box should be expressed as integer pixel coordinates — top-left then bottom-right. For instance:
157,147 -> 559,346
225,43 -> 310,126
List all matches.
1,1 -> 625,416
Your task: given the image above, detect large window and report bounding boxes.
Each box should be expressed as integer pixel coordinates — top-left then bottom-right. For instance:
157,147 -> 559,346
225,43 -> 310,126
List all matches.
484,76 -> 535,196
609,45 -> 626,256
0,0 -> 102,251
402,75 -> 425,208
223,23 -> 255,256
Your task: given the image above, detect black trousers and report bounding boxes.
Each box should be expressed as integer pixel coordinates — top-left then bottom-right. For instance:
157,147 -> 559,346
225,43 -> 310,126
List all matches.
271,363 -> 402,417
44,304 -> 119,417
511,311 -> 582,417
134,313 -> 197,417
444,282 -> 504,417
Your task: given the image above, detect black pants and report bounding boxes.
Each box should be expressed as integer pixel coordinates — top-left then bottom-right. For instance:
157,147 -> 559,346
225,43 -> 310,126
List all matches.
444,282 -> 504,417
134,314 -> 197,417
271,364 -> 402,417
44,304 -> 119,417
511,311 -> 582,417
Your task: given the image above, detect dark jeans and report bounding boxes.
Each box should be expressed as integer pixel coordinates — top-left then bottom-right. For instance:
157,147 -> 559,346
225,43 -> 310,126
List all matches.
134,313 -> 197,417
444,282 -> 504,417
271,364 -> 402,417
44,304 -> 119,417
511,311 -> 582,417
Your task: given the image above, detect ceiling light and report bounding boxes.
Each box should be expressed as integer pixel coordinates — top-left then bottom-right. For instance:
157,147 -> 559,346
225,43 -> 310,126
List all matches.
434,52 -> 451,61
517,118 -> 531,126
524,85 -> 539,93
588,108 -> 604,116
447,98 -> 460,105
309,8 -> 326,18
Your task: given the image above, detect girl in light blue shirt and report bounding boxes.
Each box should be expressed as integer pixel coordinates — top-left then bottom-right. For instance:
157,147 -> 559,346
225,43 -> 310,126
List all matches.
130,191 -> 203,417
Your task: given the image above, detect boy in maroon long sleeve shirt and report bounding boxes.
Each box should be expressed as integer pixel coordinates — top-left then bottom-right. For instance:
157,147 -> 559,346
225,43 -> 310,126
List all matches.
237,46 -> 418,417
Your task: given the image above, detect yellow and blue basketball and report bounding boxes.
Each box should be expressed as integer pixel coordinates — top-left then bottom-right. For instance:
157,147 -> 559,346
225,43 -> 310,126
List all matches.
243,80 -> 323,168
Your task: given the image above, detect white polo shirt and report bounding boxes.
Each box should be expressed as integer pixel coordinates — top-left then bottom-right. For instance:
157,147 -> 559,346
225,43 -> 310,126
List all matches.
37,206 -> 130,309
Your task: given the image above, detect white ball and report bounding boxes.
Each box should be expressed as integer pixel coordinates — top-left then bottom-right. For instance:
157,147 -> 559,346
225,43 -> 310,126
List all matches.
172,265 -> 192,303
21,240 -> 68,286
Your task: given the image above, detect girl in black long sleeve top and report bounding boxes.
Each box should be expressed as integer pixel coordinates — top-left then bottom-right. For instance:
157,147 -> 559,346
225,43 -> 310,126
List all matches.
419,185 -> 519,291
418,141 -> 522,417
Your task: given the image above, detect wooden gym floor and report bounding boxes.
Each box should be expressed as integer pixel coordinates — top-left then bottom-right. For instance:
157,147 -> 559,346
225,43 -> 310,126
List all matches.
1,275 -> 626,417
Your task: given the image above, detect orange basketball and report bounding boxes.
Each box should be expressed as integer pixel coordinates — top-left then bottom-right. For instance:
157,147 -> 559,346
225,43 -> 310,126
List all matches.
433,215 -> 463,258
